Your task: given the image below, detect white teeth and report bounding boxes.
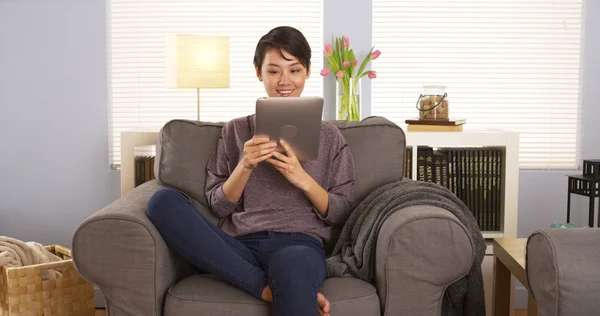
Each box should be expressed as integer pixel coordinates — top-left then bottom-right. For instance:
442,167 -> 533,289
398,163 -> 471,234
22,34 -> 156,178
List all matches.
278,90 -> 292,94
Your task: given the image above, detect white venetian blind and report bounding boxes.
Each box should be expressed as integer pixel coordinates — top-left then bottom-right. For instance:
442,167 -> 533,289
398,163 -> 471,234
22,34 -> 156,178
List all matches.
372,0 -> 583,169
109,0 -> 323,166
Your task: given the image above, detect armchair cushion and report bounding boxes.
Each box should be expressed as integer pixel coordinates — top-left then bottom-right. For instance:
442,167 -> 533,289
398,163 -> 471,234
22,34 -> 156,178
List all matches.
164,274 -> 379,316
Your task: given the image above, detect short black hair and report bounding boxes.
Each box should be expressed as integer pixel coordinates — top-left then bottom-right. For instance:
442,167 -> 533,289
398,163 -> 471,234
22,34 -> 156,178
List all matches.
253,26 -> 311,72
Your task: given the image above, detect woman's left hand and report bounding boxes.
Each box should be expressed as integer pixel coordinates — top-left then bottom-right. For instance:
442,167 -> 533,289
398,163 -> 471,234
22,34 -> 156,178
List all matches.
266,139 -> 310,190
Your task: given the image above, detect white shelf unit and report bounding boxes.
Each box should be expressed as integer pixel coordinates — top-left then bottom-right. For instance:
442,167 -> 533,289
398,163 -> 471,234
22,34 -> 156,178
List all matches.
120,130 -> 159,196
405,128 -> 520,240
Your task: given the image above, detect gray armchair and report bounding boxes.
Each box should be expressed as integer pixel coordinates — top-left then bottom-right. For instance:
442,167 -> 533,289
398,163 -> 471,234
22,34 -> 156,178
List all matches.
526,228 -> 600,316
72,117 -> 476,316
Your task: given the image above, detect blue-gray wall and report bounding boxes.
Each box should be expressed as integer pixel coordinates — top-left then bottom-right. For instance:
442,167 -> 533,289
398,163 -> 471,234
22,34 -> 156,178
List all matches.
0,0 -> 120,247
0,0 -> 597,275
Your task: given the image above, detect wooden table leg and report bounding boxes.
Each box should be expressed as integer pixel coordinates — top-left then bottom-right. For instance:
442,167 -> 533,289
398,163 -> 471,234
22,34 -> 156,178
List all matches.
493,256 -> 511,316
527,292 -> 538,316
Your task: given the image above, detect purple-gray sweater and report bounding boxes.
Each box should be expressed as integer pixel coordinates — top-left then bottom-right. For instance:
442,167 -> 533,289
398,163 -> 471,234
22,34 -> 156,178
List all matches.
205,115 -> 355,242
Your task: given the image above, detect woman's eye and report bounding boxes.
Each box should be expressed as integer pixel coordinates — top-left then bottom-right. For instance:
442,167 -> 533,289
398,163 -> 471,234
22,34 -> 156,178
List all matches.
268,70 -> 279,74
291,69 -> 301,73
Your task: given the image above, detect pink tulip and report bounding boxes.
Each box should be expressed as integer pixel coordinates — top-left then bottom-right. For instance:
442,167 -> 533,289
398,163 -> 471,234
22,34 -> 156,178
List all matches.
343,60 -> 350,68
370,50 -> 381,60
323,44 -> 333,57
343,37 -> 350,48
352,59 -> 358,67
368,71 -> 377,79
336,71 -> 345,79
320,68 -> 331,76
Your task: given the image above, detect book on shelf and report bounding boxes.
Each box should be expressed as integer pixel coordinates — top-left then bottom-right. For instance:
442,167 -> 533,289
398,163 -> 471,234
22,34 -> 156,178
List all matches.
405,118 -> 466,126
407,124 -> 463,132
135,156 -> 156,188
404,147 -> 413,179
404,146 -> 502,232
134,145 -> 157,188
406,118 -> 466,132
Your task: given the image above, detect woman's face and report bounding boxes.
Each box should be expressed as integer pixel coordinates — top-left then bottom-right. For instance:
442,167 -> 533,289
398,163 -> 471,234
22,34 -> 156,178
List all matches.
256,48 -> 310,97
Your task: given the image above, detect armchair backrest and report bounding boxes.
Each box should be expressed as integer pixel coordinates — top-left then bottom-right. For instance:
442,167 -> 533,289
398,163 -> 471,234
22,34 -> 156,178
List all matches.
328,117 -> 406,203
154,116 -> 406,241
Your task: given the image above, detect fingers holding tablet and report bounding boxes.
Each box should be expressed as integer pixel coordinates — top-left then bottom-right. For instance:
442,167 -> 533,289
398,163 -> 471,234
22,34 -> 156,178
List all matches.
242,136 -> 277,169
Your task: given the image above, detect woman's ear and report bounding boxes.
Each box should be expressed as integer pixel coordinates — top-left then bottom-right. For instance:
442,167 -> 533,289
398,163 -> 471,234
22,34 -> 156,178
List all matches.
255,66 -> 263,82
306,65 -> 311,79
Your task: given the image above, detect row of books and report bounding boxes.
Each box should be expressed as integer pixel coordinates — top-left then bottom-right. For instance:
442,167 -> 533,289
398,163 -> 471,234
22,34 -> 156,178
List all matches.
135,156 -> 156,187
405,146 -> 503,231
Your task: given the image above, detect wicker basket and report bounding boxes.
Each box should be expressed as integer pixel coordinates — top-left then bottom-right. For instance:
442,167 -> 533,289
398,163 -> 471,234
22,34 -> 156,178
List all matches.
0,245 -> 94,316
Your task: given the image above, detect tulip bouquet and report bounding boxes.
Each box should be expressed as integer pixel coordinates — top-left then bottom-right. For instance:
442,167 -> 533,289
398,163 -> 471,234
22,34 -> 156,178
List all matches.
320,35 -> 381,120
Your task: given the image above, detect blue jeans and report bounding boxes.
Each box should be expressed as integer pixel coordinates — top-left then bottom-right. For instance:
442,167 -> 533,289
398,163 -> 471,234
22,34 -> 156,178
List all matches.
146,188 -> 326,316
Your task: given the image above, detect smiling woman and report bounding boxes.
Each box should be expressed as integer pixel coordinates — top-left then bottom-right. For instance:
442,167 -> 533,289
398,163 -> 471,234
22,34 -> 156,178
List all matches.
258,51 -> 309,97
253,26 -> 312,98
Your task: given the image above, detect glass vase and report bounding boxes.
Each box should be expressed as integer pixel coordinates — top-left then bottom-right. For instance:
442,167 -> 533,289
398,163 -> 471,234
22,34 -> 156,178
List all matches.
336,77 -> 361,121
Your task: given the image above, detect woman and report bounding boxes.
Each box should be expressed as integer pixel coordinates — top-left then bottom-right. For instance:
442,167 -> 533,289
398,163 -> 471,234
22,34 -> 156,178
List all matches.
147,26 -> 355,316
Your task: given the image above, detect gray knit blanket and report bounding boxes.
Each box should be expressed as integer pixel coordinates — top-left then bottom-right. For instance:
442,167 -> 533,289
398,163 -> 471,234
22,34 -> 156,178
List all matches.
325,179 -> 486,316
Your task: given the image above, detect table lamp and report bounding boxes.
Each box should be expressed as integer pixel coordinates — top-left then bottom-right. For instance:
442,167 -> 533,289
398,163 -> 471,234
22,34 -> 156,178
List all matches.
166,34 -> 230,120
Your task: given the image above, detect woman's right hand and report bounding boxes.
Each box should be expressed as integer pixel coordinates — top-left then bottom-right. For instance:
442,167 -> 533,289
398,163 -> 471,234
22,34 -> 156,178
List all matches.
241,136 -> 278,169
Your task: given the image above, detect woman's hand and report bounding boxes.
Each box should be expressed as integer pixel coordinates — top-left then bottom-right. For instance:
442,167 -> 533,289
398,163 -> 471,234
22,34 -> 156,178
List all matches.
266,139 -> 310,190
240,136 -> 277,170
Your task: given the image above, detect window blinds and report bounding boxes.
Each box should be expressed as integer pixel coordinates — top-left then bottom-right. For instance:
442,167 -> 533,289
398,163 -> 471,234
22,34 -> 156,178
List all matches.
109,0 -> 323,166
372,0 -> 583,169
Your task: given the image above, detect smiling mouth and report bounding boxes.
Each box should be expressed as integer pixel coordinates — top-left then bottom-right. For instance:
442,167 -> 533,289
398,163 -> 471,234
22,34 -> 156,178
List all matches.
276,89 -> 294,97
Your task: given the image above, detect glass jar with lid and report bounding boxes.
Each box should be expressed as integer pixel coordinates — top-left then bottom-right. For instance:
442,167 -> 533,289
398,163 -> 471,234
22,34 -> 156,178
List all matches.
416,85 -> 449,120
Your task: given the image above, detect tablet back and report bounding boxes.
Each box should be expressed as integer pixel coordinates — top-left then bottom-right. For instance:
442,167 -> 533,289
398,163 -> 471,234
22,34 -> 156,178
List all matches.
255,97 -> 324,161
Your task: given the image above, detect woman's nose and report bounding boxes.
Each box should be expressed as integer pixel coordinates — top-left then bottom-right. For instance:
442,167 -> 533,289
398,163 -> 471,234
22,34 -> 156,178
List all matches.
278,72 -> 290,85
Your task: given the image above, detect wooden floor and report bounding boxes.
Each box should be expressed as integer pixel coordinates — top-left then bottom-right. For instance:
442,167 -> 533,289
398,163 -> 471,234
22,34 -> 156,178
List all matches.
96,309 -> 529,315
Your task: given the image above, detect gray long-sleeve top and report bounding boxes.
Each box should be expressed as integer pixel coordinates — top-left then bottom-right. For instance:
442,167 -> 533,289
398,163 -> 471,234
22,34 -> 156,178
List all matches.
205,115 -> 355,242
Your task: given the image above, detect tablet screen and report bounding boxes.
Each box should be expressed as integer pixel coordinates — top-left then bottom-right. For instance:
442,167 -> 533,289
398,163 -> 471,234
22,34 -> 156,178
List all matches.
255,97 -> 324,161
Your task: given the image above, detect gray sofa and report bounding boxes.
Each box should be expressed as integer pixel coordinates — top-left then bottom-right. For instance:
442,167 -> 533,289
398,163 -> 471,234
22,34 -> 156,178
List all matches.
526,228 -> 600,316
72,116 -> 476,316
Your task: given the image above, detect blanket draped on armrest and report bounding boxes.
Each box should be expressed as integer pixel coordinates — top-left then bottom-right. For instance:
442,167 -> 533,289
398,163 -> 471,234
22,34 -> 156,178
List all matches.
0,236 -> 63,280
325,179 -> 486,316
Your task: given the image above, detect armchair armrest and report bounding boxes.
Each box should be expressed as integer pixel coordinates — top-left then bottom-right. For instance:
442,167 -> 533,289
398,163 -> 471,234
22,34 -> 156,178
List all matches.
526,228 -> 600,316
375,205 -> 474,316
72,180 -> 195,316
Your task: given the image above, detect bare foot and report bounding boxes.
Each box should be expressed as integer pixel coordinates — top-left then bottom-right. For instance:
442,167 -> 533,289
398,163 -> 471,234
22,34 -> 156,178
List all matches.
318,292 -> 331,316
262,285 -> 330,316
261,285 -> 273,303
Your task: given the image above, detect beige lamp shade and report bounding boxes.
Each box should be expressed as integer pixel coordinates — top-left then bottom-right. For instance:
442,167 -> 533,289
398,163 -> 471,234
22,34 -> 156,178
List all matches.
166,34 -> 230,89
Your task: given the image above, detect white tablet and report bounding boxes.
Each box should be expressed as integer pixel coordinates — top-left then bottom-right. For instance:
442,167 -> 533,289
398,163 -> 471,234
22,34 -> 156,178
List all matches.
255,97 -> 324,161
